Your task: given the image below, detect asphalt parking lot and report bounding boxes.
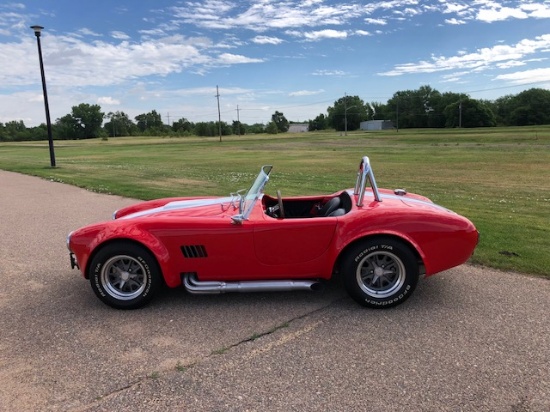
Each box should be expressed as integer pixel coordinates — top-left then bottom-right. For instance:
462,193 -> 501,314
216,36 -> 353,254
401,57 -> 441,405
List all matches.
0,170 -> 549,412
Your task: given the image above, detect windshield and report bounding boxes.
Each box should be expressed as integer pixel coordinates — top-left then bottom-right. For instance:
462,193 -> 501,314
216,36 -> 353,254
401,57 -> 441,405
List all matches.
233,165 -> 272,223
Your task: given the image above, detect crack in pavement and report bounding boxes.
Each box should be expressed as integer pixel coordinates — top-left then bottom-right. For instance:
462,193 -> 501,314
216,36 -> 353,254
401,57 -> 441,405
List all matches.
72,296 -> 346,411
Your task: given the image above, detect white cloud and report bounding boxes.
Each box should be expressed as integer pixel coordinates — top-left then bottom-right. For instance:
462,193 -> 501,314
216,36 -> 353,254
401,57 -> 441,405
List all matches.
78,28 -> 102,37
2,0 -> 550,127
252,35 -> 284,45
303,29 -> 348,41
364,18 -> 387,25
97,96 -> 120,105
0,33 -> 264,89
494,67 -> 550,84
111,31 -> 130,40
495,60 -> 525,69
171,1 -> 363,32
521,2 -> 550,18
312,69 -> 347,76
445,18 -> 466,25
476,6 -> 527,23
139,28 -> 167,38
216,53 -> 264,64
1,3 -> 25,10
379,34 -> 550,76
440,2 -> 470,15
288,89 -> 324,97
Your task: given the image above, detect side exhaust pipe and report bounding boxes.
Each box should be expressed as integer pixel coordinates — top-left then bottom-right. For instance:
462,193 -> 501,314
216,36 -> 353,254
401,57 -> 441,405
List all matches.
182,273 -> 324,295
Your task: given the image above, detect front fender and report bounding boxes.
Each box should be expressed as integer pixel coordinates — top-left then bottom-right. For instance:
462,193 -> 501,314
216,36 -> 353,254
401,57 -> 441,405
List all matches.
72,223 -> 177,287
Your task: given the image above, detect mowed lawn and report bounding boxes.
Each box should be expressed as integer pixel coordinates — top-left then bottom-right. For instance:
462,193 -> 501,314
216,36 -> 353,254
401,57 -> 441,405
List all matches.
1,126 -> 549,277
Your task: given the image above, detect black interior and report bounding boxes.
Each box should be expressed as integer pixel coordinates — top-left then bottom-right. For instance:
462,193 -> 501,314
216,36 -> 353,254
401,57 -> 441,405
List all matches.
264,191 -> 352,219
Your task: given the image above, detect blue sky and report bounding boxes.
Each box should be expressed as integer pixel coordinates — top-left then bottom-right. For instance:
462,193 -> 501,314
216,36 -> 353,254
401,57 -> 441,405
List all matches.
1,0 -> 549,127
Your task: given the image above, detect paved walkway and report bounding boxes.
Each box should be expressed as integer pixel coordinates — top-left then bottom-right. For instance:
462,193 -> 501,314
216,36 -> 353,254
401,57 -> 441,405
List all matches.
0,170 -> 549,411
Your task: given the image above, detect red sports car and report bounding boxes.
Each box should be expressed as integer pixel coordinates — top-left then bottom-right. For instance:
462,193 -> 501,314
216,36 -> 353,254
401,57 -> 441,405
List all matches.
67,156 -> 478,309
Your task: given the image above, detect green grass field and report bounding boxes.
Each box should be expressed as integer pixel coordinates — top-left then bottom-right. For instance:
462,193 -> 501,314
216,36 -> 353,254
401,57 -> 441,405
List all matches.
1,126 -> 549,277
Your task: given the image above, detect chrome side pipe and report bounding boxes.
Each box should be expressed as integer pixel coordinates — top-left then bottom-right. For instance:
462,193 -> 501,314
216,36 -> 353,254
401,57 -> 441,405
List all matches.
182,273 -> 323,294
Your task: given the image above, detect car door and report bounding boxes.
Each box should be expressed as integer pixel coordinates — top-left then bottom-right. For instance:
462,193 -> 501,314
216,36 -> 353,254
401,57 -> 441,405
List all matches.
252,217 -> 337,266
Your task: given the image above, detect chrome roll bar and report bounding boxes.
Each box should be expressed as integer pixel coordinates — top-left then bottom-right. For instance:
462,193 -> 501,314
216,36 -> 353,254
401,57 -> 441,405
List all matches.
354,156 -> 381,206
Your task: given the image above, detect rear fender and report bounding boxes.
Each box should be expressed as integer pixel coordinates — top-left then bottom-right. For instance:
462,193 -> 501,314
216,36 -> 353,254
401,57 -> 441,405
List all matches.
334,231 -> 427,274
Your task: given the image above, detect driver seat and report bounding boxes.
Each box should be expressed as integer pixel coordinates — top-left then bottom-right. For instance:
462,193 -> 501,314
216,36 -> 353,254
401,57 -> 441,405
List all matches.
319,197 -> 341,217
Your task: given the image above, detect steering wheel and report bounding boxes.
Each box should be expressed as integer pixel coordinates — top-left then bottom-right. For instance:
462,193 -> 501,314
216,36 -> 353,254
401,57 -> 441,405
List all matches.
276,190 -> 285,218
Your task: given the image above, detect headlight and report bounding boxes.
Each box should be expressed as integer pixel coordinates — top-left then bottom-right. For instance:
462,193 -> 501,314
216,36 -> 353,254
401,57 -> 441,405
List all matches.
112,210 -> 119,219
66,231 -> 73,251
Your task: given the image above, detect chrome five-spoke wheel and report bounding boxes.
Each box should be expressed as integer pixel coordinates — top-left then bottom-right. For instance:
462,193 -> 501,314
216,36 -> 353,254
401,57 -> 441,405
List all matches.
343,238 -> 419,308
355,251 -> 406,299
89,242 -> 161,309
101,255 -> 148,301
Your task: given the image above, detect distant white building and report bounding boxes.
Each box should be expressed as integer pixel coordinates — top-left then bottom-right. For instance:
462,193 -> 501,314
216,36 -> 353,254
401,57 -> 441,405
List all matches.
288,123 -> 309,133
360,120 -> 394,131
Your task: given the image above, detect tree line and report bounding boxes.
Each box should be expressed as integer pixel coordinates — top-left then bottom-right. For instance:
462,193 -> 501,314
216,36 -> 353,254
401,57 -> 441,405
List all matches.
1,86 -> 549,142
312,86 -> 550,131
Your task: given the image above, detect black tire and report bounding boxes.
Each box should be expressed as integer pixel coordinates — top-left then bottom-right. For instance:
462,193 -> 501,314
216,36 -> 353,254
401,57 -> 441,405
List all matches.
342,238 -> 419,308
89,242 -> 161,309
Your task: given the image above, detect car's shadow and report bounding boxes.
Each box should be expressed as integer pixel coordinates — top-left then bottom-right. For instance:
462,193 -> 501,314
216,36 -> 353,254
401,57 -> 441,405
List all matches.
55,269 -> 465,318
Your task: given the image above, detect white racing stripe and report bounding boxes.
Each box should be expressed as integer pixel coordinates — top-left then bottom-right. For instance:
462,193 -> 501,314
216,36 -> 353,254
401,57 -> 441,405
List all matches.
120,196 -> 235,219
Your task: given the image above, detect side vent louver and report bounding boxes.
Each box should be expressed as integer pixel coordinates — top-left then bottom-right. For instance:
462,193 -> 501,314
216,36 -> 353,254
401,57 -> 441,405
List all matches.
181,245 -> 208,258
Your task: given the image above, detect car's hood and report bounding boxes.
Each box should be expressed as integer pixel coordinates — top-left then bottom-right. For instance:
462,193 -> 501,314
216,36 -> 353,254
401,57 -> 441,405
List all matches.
115,196 -> 237,220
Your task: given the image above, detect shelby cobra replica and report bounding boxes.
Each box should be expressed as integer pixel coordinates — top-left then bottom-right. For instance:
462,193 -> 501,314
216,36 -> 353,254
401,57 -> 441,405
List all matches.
67,156 -> 478,309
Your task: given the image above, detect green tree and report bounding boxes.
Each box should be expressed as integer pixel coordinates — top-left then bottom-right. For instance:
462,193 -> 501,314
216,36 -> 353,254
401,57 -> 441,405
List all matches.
3,120 -> 30,141
265,121 -> 278,134
327,95 -> 367,131
435,92 -> 468,127
271,111 -> 289,133
194,121 -> 231,137
104,111 -> 136,137
509,88 -> 550,126
135,110 -> 164,133
232,120 -> 245,135
386,86 -> 444,129
55,114 -> 79,139
247,123 -> 266,134
71,103 -> 104,138
444,97 -> 496,128
55,104 -> 104,139
367,102 -> 388,121
28,124 -> 48,141
172,117 -> 193,134
490,95 -> 512,125
308,113 -> 328,131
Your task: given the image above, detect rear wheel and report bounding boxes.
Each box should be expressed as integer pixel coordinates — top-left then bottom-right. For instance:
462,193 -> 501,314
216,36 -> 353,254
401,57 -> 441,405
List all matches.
89,242 -> 161,309
342,238 -> 419,308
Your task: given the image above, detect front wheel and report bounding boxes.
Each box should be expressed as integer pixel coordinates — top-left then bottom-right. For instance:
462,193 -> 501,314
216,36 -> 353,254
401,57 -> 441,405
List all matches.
342,238 -> 419,308
89,242 -> 161,309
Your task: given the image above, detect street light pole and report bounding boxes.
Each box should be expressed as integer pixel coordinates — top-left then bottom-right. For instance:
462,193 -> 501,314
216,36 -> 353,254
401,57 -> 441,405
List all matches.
344,95 -> 348,136
31,25 -> 56,167
344,95 -> 356,137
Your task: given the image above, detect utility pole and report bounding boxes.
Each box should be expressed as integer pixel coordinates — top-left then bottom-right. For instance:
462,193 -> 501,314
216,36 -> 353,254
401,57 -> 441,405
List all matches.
459,101 -> 462,128
343,93 -> 355,136
344,93 -> 348,136
216,85 -> 222,142
236,105 -> 241,137
396,100 -> 399,132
